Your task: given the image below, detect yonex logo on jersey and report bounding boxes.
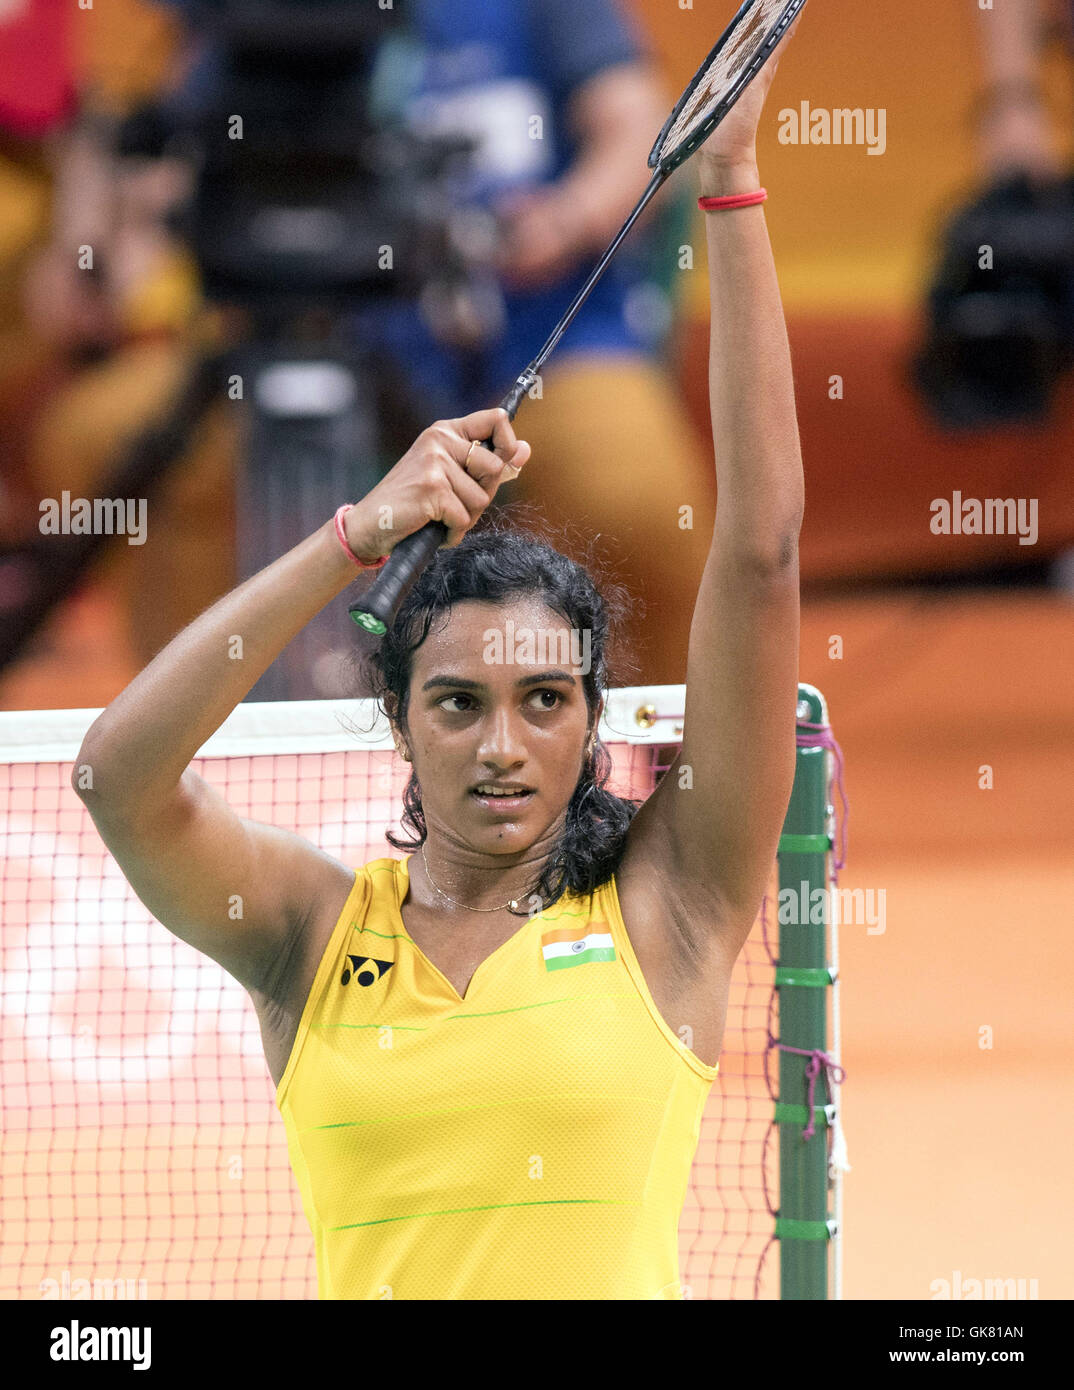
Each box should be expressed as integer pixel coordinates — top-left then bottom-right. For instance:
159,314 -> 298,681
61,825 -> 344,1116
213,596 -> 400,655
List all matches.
341,956 -> 392,988
541,925 -> 615,972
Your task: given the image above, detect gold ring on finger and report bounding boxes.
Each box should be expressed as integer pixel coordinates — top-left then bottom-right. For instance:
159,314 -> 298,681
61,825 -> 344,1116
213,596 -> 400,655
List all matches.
464,440 -> 479,474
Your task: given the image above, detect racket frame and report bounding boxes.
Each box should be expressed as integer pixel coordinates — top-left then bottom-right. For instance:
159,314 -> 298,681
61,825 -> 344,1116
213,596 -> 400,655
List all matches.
650,0 -> 808,176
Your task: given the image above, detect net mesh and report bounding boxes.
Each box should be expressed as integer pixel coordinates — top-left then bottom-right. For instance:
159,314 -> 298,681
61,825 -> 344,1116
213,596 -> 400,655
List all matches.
0,696 -> 779,1301
658,0 -> 793,163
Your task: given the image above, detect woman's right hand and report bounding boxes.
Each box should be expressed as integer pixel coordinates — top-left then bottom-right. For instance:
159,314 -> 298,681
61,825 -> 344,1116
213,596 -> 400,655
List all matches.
343,408 -> 531,561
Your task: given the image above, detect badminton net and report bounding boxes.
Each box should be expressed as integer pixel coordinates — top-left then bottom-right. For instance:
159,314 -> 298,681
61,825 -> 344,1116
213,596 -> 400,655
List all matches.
0,686 -> 780,1300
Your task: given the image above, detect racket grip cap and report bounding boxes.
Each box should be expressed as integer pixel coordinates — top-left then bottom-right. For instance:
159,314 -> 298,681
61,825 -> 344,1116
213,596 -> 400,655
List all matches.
350,522 -> 447,635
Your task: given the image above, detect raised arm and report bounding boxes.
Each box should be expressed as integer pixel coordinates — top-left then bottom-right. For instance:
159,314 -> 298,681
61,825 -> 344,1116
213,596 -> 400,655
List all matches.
71,411 -> 528,996
621,37 -> 804,946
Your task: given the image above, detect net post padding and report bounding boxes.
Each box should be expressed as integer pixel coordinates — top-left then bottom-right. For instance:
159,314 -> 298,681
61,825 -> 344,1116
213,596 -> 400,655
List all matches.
771,684 -> 846,1300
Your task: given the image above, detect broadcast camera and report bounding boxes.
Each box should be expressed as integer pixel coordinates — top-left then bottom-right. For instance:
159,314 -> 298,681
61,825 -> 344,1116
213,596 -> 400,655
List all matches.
118,0 -> 499,330
912,171 -> 1074,429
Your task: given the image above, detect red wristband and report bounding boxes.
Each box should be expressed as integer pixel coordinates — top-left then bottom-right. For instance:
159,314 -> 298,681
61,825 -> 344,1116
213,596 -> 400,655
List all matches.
698,189 -> 768,211
334,505 -> 387,570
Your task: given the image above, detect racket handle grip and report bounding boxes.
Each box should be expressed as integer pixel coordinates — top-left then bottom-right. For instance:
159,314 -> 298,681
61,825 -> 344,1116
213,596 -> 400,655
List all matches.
349,522 -> 447,635
349,371 -> 537,637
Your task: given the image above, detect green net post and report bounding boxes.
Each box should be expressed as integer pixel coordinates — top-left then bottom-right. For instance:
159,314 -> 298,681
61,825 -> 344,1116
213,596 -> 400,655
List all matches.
775,683 -> 836,1299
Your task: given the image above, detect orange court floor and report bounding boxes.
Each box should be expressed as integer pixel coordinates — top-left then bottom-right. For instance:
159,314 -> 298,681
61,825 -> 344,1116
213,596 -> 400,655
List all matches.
1,574 -> 1069,1301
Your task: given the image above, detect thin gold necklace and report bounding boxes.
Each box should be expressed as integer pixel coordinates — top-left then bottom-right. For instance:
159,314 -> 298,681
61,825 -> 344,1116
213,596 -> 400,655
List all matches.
420,845 -> 527,913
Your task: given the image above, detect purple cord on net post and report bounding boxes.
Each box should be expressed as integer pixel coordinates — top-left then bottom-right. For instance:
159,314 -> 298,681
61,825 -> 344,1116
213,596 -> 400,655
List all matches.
775,1043 -> 847,1140
795,719 -> 849,882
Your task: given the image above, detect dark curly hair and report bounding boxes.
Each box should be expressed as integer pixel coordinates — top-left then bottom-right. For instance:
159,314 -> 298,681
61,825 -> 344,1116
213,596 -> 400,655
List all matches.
359,511 -> 639,911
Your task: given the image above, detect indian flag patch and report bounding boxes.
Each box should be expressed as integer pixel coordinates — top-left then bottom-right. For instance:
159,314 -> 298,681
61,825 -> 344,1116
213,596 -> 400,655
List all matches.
541,923 -> 616,972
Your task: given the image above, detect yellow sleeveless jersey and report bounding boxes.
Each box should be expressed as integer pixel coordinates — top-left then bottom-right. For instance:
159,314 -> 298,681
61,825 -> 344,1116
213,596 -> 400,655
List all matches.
276,856 -> 718,1300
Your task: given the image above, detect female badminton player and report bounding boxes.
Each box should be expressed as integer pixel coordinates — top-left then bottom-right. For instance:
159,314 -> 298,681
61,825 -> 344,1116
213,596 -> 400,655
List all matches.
74,37 -> 803,1300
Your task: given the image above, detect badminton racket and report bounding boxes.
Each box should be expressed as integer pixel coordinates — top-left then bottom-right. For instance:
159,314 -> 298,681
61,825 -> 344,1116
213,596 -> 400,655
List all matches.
351,0 -> 807,635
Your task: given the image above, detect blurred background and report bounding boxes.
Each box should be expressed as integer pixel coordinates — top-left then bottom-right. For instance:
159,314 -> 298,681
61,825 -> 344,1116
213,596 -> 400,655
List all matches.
0,0 -> 1071,1297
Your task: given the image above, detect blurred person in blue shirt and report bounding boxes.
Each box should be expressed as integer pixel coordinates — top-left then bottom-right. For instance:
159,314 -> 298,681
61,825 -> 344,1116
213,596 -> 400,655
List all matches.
357,0 -> 670,406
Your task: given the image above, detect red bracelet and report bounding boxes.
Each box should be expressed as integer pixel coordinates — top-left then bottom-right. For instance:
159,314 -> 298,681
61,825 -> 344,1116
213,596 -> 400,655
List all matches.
698,189 -> 768,211
334,504 -> 387,570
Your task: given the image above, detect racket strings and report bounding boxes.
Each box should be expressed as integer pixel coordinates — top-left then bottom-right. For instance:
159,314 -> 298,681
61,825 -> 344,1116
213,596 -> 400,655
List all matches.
657,0 -> 791,162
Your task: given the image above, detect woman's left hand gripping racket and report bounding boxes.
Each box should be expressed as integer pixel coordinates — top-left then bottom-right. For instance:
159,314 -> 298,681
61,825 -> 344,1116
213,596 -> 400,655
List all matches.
350,0 -> 807,636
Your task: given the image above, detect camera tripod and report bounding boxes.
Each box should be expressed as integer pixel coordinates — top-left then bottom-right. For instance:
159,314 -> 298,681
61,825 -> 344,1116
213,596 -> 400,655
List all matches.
0,311 -> 427,702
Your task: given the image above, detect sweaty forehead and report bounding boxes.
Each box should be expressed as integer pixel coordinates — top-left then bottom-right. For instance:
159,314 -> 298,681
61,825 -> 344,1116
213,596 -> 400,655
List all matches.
402,594 -> 591,692
418,598 -> 567,651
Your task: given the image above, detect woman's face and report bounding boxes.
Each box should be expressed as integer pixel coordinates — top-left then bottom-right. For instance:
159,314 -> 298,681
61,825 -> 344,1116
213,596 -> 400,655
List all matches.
398,597 -> 594,859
